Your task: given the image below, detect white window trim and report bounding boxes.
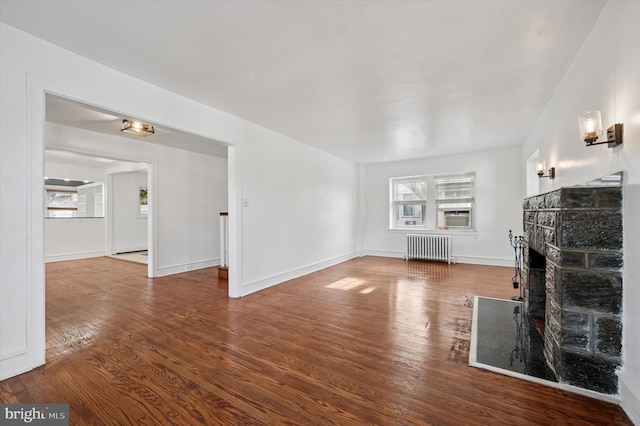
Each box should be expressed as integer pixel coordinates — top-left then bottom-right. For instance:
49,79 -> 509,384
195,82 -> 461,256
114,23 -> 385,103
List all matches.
435,173 -> 475,230
389,175 -> 428,230
389,172 -> 477,233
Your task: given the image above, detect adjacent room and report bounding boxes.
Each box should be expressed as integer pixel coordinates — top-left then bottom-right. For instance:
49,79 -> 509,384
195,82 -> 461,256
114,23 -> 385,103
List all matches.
44,150 -> 150,265
42,94 -> 230,276
1,1 -> 638,424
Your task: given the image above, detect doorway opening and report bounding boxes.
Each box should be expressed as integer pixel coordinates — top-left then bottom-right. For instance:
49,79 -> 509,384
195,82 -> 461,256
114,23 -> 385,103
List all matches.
44,93 -> 230,279
44,148 -> 153,270
43,92 -> 232,357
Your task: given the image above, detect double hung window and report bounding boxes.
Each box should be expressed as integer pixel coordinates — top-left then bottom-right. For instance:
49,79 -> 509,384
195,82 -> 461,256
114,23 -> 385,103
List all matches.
390,172 -> 475,231
390,177 -> 427,228
435,174 -> 474,229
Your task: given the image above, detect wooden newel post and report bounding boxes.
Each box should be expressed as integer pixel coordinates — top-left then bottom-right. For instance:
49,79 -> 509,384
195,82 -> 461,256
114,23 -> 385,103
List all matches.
219,212 -> 229,280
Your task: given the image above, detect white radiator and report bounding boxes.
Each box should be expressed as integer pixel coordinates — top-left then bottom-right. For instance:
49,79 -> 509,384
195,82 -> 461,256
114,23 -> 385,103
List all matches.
405,234 -> 452,264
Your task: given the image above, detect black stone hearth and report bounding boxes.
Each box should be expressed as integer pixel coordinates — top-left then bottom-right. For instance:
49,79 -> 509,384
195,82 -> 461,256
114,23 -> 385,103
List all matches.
473,297 -> 557,384
522,186 -> 623,394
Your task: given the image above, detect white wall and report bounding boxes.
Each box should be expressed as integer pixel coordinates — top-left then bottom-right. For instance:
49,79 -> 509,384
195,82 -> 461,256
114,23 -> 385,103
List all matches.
111,170 -> 148,254
240,125 -> 358,294
154,147 -> 228,274
362,147 -> 523,267
44,218 -> 107,262
520,1 -> 640,422
0,22 -> 358,381
43,160 -> 108,262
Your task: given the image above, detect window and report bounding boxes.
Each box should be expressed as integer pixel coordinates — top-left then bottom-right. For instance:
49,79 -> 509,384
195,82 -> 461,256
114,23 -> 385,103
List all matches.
46,189 -> 78,218
435,174 -> 474,229
390,172 -> 475,231
45,182 -> 105,218
390,176 -> 427,228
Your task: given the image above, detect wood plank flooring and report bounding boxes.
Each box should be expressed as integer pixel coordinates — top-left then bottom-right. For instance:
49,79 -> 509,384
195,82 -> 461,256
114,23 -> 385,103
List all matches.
0,256 -> 632,425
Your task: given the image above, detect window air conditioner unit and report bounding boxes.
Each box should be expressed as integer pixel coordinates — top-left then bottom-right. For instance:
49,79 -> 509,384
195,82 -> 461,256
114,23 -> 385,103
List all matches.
443,210 -> 471,227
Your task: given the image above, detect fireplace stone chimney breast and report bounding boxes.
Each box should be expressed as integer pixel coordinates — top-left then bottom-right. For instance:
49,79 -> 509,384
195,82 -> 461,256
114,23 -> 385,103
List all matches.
522,186 -> 623,394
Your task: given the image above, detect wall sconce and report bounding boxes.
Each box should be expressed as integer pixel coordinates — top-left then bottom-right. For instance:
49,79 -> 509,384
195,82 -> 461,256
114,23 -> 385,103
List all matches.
121,119 -> 155,137
578,111 -> 622,147
536,160 -> 555,179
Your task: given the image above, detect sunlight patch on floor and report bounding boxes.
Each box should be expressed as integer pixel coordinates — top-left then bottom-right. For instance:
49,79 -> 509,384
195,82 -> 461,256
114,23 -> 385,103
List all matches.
325,277 -> 377,294
108,250 -> 148,264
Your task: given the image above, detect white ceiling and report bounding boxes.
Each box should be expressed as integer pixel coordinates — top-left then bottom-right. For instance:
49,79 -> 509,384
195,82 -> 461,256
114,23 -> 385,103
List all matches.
0,0 -> 607,164
45,95 -> 229,158
44,149 -> 132,170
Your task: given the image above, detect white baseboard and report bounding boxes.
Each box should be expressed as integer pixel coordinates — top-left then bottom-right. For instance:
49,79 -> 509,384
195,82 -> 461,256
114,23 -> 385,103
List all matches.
363,250 -> 512,267
0,361 -> 39,382
364,250 -> 404,259
620,370 -> 640,425
454,255 -> 512,267
45,250 -> 106,263
155,258 -> 219,277
240,252 -> 358,296
0,349 -> 45,381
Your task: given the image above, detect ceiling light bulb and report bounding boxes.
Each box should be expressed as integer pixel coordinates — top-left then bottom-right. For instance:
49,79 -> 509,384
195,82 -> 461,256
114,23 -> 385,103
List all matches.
579,111 -> 602,144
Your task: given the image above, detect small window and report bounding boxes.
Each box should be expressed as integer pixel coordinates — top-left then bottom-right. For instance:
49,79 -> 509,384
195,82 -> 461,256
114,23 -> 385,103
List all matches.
391,176 -> 427,228
45,181 -> 104,218
435,174 -> 474,229
46,189 -> 78,218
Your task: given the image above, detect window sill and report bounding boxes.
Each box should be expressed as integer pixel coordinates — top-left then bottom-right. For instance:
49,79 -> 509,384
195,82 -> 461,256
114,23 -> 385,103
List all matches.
389,228 -> 478,237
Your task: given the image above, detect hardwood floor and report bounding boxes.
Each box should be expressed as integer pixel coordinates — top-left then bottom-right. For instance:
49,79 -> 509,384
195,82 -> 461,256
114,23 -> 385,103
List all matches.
0,256 -> 632,425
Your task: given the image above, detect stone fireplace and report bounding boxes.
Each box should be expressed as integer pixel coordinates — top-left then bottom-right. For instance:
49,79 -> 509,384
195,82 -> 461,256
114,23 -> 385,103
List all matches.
522,185 -> 623,394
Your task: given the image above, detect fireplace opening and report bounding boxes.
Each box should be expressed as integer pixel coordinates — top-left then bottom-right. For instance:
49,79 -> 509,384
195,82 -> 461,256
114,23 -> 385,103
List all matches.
527,248 -> 546,338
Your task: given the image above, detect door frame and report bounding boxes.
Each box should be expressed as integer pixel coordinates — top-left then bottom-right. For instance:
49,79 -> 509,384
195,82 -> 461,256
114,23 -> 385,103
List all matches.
25,74 -> 242,369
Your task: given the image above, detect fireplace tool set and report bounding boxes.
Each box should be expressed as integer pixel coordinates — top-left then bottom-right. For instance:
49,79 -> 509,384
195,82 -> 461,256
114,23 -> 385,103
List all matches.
508,230 -> 524,301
